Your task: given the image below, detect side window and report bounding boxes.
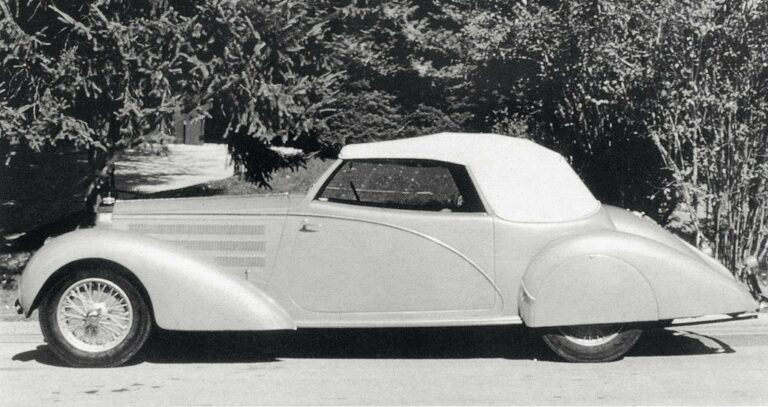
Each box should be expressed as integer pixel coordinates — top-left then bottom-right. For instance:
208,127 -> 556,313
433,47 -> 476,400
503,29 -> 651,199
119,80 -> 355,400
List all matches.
317,159 -> 484,213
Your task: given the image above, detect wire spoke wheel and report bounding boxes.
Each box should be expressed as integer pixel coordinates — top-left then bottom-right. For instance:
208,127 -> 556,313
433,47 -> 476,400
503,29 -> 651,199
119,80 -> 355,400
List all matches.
41,268 -> 152,367
56,278 -> 134,352
542,323 -> 642,363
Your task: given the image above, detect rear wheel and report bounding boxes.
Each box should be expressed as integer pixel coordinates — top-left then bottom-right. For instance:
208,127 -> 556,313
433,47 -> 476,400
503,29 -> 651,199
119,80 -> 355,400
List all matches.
40,268 -> 152,367
542,324 -> 641,363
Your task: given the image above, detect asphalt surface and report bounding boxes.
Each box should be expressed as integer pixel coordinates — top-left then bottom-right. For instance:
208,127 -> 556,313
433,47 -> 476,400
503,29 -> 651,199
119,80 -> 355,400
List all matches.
1,315 -> 767,405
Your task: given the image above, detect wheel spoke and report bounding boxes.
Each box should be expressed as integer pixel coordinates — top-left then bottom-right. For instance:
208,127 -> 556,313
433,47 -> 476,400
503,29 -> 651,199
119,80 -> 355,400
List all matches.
64,318 -> 86,330
63,303 -> 87,317
106,312 -> 131,321
97,322 -> 122,339
101,317 -> 128,330
56,278 -> 134,353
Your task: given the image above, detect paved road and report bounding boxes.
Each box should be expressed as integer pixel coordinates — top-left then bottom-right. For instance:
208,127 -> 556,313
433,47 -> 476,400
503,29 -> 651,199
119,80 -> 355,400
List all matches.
2,316 -> 767,405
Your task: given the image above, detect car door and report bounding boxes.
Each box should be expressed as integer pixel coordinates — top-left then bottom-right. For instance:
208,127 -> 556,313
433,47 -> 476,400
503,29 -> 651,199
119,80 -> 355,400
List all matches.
276,159 -> 501,325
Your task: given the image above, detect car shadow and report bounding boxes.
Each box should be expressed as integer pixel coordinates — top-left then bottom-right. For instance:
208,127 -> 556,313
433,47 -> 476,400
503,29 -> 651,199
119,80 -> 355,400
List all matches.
11,326 -> 736,367
142,326 -> 738,363
12,346 -> 70,367
248,326 -> 552,361
628,328 -> 735,357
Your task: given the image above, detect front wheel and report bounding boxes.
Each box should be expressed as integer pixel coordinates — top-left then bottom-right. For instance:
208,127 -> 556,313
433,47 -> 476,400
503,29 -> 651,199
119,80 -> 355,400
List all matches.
40,269 -> 152,367
541,324 -> 642,363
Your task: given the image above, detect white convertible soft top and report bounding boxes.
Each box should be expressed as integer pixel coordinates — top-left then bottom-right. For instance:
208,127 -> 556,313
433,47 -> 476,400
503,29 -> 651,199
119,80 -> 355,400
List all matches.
339,132 -> 600,222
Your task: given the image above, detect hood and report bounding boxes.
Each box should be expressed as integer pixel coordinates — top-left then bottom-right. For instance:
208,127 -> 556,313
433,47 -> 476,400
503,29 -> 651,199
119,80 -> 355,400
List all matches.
112,193 -> 298,216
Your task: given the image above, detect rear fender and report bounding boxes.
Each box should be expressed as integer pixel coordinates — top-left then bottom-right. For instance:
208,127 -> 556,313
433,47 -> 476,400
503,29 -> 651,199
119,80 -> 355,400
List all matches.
19,229 -> 295,331
519,254 -> 658,327
520,230 -> 756,327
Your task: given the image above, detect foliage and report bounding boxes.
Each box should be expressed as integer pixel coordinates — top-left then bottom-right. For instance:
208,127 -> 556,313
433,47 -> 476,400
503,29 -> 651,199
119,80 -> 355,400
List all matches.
0,0 -> 346,235
1,0 -> 766,271
318,1 -> 467,147
484,0 -> 768,268
636,0 -> 768,267
0,0 -> 342,180
0,251 -> 30,276
0,149 -> 94,236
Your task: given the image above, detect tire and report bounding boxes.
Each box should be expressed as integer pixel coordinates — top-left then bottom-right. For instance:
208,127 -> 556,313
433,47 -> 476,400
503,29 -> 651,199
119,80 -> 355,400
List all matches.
39,268 -> 152,367
541,324 -> 641,363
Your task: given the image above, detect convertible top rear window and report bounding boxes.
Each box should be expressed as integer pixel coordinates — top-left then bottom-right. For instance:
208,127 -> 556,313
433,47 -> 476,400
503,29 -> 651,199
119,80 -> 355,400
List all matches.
316,159 -> 485,213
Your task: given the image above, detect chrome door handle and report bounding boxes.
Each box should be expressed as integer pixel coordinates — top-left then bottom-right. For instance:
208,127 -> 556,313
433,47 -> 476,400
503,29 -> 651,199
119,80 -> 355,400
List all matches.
300,221 -> 320,232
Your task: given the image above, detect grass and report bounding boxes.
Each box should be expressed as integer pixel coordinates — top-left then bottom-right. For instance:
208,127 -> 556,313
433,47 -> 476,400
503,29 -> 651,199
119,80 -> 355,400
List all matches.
0,158 -> 335,321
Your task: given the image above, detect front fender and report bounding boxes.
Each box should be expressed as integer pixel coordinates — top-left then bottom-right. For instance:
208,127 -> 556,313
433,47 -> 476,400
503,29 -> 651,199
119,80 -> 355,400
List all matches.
20,229 -> 295,331
519,230 -> 756,327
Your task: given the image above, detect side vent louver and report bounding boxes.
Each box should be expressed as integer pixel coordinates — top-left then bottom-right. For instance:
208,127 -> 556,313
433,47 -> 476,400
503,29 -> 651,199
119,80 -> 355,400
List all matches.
173,240 -> 266,251
128,224 -> 265,235
128,223 -> 269,269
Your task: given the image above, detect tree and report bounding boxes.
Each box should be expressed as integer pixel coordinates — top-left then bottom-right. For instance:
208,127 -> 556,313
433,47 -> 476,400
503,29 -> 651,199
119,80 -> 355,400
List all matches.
636,0 -> 768,268
0,0 -> 342,234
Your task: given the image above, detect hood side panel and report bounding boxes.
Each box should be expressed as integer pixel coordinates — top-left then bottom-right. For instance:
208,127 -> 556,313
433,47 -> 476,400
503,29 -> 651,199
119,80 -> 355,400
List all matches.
109,195 -> 293,286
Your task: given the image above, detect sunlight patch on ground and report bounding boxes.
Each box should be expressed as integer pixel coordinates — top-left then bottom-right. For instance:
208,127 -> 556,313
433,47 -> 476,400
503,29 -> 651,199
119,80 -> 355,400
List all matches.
115,144 -> 234,194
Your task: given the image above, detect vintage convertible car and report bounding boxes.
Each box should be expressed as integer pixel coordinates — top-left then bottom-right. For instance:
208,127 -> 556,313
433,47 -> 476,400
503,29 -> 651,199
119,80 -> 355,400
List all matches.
16,132 -> 758,366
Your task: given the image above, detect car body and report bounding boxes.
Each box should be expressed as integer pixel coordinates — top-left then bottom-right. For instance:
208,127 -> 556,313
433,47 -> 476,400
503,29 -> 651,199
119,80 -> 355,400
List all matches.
17,132 -> 758,366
